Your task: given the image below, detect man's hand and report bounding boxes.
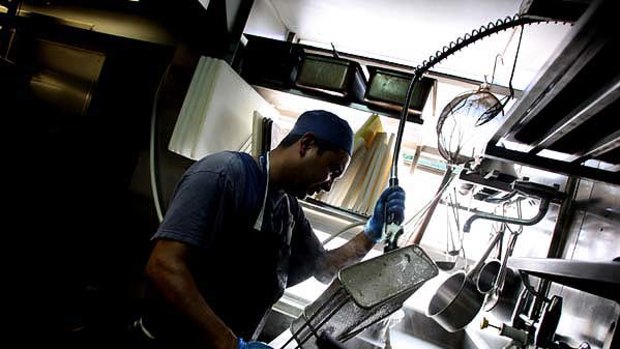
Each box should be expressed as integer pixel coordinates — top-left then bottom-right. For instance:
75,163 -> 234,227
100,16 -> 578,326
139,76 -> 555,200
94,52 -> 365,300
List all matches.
364,186 -> 405,243
237,337 -> 274,349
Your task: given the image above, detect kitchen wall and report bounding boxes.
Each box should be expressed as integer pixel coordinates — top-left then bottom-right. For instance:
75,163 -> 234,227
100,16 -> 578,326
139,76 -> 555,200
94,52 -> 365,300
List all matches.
552,178 -> 620,349
4,5 -> 209,347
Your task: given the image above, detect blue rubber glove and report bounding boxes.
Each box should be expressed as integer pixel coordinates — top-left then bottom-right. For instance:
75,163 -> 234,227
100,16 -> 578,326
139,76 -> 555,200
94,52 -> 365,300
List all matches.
364,186 -> 406,243
238,337 -> 274,349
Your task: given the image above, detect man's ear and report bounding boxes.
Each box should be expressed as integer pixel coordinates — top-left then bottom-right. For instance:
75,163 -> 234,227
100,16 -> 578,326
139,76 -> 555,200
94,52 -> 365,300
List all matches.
299,133 -> 316,157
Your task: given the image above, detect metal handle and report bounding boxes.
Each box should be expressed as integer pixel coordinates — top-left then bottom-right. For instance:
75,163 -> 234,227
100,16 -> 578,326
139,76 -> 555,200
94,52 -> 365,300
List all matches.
468,225 -> 505,278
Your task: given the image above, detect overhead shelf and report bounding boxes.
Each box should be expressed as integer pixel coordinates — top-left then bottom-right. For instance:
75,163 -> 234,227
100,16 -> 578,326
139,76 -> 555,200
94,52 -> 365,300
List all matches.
486,0 -> 620,185
239,34 -> 434,124
508,257 -> 620,302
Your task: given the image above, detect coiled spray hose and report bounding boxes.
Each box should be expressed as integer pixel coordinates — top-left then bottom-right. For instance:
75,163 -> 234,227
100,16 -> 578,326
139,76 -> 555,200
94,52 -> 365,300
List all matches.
385,15 -> 548,249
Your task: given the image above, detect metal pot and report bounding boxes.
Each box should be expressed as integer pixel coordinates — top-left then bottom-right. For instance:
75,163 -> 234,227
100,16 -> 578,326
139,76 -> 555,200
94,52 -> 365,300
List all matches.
427,226 -> 505,333
427,270 -> 485,332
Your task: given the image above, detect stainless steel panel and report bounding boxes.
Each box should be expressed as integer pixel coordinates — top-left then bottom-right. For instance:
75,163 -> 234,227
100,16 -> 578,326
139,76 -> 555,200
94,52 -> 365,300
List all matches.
556,287 -> 619,349
552,179 -> 620,349
569,180 -> 620,261
29,39 -> 105,116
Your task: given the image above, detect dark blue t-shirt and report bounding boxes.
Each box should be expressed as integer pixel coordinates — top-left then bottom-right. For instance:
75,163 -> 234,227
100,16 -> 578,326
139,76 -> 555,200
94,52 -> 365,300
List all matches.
149,151 -> 324,340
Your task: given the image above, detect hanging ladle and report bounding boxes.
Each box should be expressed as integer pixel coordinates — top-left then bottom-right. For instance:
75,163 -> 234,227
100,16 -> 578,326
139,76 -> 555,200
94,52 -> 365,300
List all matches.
437,190 -> 464,271
483,226 -> 521,318
476,201 -> 513,294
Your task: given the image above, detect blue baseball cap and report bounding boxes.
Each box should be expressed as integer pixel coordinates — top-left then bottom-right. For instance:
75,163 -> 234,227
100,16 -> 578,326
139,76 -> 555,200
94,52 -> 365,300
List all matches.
289,110 -> 354,155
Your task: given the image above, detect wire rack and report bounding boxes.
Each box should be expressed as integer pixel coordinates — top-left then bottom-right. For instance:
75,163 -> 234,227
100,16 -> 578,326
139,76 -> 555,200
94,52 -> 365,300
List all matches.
281,245 -> 438,349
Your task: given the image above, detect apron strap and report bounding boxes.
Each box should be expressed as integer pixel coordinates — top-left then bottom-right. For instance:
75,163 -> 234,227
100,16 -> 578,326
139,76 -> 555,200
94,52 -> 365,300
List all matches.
253,151 -> 270,231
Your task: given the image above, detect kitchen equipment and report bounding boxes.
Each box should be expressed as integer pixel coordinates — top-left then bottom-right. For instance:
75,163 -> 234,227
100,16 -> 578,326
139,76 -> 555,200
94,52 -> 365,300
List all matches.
483,267 -> 521,322
427,227 -> 504,332
385,17 -> 542,251
389,14 -> 544,183
284,244 -> 438,349
535,295 -> 563,348
462,180 -> 560,233
531,294 -> 592,349
511,288 -> 534,329
427,270 -> 485,333
437,190 -> 465,270
480,317 -> 529,345
168,56 -> 277,160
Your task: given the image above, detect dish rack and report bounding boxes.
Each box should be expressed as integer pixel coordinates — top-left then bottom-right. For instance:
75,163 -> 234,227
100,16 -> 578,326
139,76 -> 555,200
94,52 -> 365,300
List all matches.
281,244 -> 438,349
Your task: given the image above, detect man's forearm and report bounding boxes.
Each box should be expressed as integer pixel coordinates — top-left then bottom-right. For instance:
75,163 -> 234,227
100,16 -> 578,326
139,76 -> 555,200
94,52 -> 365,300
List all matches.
146,245 -> 237,349
314,232 -> 374,283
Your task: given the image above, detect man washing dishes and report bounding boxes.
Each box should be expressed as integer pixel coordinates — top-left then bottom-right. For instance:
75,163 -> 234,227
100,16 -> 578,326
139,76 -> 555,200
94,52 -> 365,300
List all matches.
138,110 -> 406,349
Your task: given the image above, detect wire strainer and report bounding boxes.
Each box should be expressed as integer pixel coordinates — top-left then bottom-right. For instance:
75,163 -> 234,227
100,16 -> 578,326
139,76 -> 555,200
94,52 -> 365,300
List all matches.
436,83 -> 504,165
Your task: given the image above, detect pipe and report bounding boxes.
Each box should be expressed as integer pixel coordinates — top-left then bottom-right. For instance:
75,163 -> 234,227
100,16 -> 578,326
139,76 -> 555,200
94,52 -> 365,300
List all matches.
149,63 -> 172,223
463,198 -> 550,233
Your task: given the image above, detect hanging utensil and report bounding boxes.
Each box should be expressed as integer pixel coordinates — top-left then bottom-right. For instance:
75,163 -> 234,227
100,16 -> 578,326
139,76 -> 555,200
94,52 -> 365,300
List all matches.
483,200 -> 524,322
483,229 -> 521,316
476,203 -> 509,294
476,223 -> 505,294
436,82 -> 505,166
437,190 -> 465,271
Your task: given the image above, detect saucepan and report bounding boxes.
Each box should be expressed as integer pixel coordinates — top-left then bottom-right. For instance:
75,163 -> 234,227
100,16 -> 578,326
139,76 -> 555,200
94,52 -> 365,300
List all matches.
476,230 -> 504,294
476,258 -> 502,294
427,226 -> 504,333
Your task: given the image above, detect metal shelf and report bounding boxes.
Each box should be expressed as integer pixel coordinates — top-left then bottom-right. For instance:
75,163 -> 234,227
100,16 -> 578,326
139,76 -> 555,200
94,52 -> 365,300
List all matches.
240,34 -> 433,124
508,257 -> 620,302
300,197 -> 369,223
486,0 -> 620,185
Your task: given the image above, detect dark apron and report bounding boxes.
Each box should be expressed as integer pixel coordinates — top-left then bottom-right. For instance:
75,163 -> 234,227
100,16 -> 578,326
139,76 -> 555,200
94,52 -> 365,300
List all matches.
247,152 -> 295,339
140,152 -> 295,344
